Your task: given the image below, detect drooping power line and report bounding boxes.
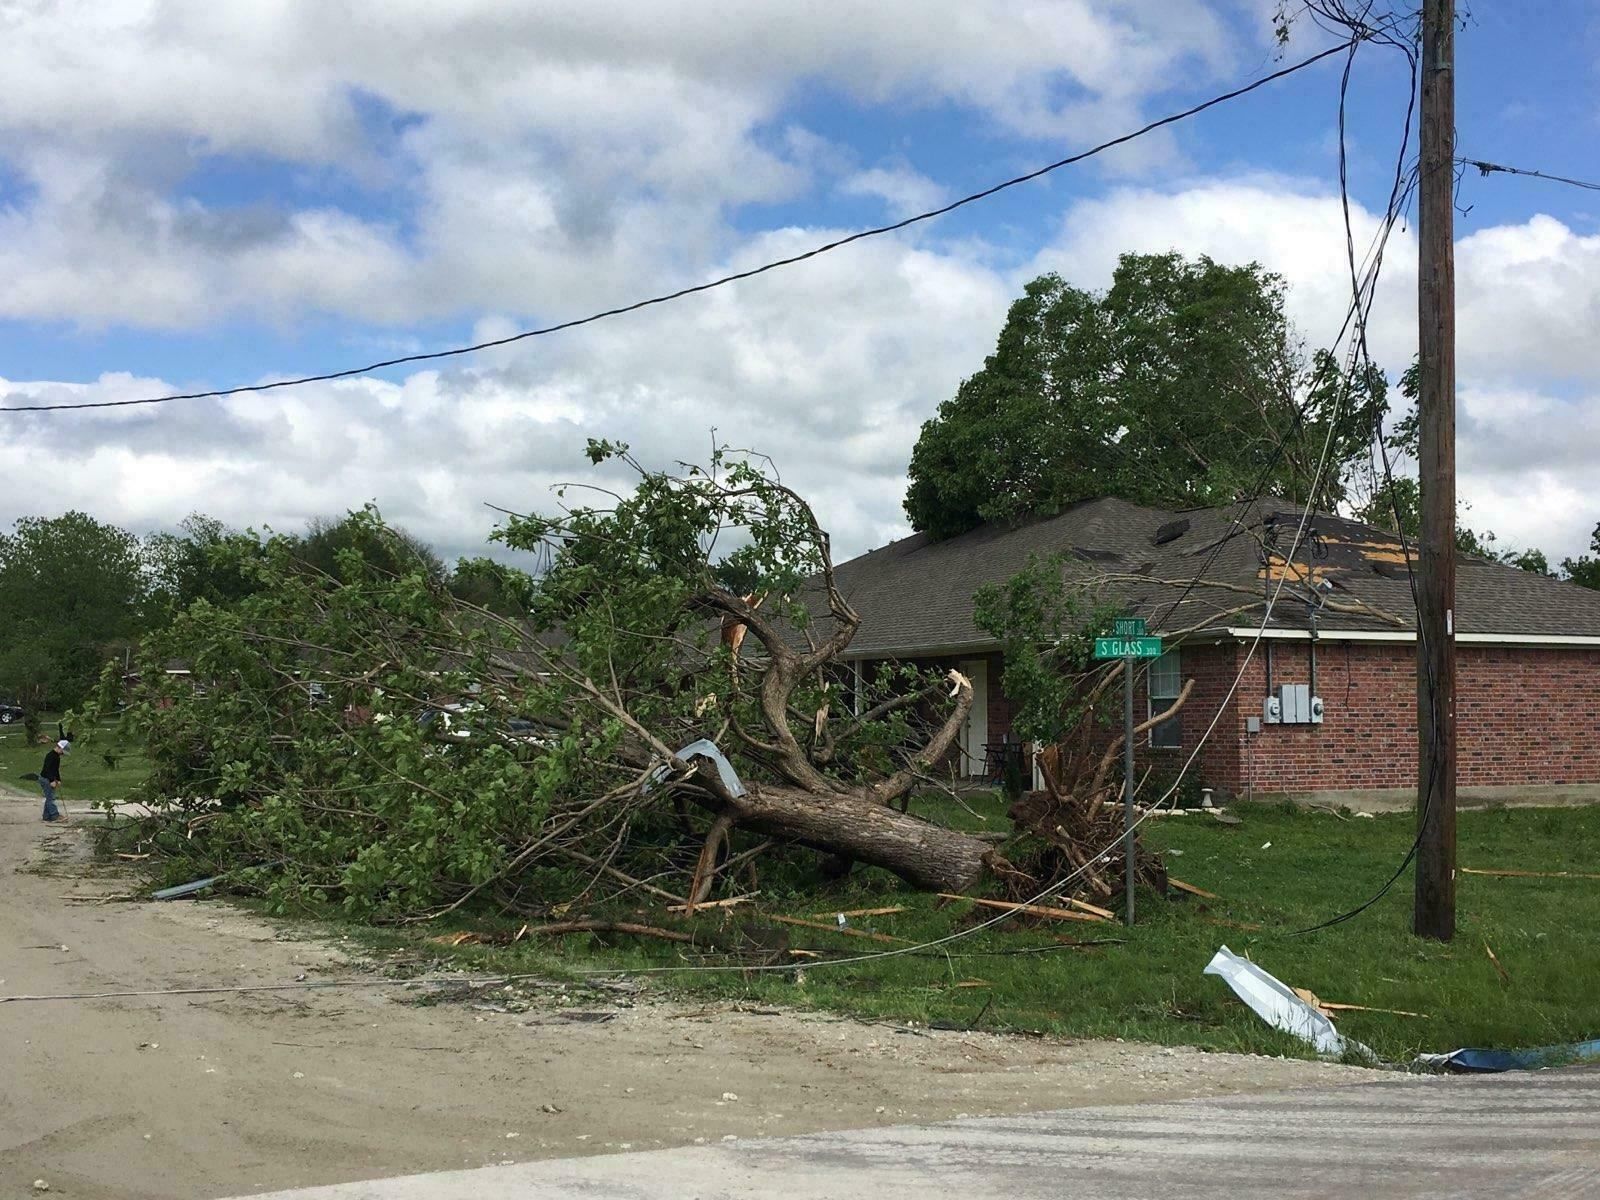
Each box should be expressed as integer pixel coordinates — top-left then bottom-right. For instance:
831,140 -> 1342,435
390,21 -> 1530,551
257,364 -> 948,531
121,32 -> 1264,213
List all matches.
0,39 -> 1358,416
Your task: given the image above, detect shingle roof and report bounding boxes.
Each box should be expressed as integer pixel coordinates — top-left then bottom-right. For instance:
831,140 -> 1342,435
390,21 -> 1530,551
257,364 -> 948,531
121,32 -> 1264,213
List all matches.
826,497 -> 1600,658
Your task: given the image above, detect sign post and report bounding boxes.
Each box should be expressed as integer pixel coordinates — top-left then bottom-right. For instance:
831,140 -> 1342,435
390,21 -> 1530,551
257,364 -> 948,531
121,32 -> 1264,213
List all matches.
1094,617 -> 1161,926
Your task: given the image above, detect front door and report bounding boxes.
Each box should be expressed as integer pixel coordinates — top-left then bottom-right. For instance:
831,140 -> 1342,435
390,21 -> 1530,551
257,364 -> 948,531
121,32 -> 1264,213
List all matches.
958,658 -> 988,779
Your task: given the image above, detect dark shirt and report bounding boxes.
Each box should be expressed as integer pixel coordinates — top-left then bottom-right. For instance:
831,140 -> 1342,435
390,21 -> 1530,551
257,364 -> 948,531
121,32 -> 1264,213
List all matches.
41,750 -> 61,784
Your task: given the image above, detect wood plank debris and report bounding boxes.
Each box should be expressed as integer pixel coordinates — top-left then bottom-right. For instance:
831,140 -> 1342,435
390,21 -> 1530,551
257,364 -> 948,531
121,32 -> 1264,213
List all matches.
936,893 -> 1111,924
1168,877 -> 1220,900
769,915 -> 906,944
665,896 -> 755,913
1461,867 -> 1600,881
808,906 -> 908,919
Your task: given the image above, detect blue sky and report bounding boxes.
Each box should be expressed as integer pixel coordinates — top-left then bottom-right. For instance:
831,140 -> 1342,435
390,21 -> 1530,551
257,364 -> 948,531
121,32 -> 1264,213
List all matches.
1,2 -> 1597,565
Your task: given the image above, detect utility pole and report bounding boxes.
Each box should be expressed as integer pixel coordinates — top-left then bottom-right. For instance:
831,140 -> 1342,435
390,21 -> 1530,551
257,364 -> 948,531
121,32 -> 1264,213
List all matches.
1415,0 -> 1457,941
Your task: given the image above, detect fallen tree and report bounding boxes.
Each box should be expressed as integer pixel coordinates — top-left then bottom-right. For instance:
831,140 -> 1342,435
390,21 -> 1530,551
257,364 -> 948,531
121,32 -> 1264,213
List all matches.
98,447 -> 1008,918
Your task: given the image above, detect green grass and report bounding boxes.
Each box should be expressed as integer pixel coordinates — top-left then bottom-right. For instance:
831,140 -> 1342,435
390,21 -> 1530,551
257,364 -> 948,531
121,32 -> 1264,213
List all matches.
0,715 -> 149,805
335,798 -> 1600,1063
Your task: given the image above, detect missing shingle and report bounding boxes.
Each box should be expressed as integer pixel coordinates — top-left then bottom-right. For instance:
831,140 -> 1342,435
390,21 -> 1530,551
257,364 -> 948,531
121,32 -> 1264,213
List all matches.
1153,518 -> 1191,546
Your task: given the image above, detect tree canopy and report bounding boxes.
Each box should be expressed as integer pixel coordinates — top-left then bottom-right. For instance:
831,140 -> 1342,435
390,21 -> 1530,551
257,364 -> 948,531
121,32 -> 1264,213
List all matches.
905,253 -> 1387,539
0,512 -> 145,709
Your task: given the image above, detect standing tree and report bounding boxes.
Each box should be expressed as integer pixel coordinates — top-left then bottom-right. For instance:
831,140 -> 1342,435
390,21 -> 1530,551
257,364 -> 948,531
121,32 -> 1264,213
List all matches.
0,512 -> 146,710
905,253 -> 1387,539
1562,523 -> 1600,590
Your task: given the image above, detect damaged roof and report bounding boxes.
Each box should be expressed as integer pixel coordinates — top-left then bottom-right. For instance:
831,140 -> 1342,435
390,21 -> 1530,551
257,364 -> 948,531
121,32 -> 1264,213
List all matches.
826,496 -> 1600,658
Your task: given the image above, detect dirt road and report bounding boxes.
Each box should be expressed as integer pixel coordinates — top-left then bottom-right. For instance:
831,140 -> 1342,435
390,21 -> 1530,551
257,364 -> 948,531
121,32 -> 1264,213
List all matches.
1,793 -> 1367,1200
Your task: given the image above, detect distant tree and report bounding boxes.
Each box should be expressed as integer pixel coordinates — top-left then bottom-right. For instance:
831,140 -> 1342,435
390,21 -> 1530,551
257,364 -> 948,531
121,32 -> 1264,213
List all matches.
1561,522 -> 1600,590
448,556 -> 536,616
294,511 -> 444,584
144,513 -> 268,624
0,512 -> 145,709
904,253 -> 1388,538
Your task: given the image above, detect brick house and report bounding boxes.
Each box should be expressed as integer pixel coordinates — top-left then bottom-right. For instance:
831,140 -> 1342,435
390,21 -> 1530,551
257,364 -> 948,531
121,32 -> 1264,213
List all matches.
831,497 -> 1600,808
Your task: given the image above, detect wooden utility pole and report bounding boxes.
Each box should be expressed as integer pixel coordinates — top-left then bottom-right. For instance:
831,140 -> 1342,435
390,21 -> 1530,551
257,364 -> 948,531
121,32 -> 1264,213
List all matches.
1415,0 -> 1457,941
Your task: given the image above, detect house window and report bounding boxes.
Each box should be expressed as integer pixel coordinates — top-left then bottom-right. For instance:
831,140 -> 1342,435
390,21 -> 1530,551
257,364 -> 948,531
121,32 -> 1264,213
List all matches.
1148,650 -> 1182,749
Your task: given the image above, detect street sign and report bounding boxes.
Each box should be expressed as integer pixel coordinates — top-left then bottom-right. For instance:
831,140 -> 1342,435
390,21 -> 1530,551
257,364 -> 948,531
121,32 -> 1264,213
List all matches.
1113,617 -> 1147,637
1094,636 -> 1163,659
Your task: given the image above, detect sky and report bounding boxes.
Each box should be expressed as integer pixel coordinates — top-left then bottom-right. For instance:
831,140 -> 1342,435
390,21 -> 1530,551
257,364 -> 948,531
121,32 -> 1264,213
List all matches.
2,1 -> 1598,569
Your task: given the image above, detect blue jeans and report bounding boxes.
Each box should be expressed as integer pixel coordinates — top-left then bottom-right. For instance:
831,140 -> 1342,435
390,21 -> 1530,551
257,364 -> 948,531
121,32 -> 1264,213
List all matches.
40,779 -> 60,821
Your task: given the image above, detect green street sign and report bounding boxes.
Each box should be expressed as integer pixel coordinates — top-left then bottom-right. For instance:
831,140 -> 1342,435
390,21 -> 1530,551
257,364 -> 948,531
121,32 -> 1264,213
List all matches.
1113,617 -> 1147,637
1094,636 -> 1164,660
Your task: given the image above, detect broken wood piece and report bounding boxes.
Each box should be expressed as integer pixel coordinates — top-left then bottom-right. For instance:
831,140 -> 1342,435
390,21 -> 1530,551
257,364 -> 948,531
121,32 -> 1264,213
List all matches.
787,948 -> 823,958
113,852 -> 151,861
808,905 -> 908,919
1168,877 -> 1220,900
1484,938 -> 1511,986
936,893 -> 1111,924
769,915 -> 907,944
428,931 -> 485,947
1320,1002 -> 1430,1019
1063,897 -> 1116,920
1461,867 -> 1600,881
666,895 -> 755,913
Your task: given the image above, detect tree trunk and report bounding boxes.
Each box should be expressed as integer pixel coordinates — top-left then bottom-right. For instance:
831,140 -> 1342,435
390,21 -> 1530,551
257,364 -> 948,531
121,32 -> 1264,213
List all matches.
731,783 -> 994,894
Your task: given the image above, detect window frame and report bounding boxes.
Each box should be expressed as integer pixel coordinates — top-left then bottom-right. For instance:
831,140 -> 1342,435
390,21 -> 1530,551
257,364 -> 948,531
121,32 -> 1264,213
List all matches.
1147,649 -> 1183,749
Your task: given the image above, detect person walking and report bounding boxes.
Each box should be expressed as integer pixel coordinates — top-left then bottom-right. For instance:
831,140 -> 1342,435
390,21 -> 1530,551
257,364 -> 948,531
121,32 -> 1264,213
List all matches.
39,737 -> 69,822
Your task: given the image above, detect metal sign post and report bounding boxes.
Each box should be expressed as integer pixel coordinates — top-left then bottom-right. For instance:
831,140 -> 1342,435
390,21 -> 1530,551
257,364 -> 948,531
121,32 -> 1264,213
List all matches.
1094,617 -> 1161,927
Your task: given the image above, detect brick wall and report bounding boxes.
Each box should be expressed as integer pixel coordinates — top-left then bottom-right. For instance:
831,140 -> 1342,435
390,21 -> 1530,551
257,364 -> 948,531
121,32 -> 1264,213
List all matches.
966,640 -> 1600,797
861,641 -> 1600,795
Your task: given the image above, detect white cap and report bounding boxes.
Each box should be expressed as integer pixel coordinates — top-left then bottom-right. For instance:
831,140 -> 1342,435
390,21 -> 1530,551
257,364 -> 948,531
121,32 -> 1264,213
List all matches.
56,739 -> 70,751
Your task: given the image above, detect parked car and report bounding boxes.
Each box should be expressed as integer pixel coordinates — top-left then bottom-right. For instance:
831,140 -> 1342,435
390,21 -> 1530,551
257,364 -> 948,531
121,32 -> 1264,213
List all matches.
0,701 -> 24,725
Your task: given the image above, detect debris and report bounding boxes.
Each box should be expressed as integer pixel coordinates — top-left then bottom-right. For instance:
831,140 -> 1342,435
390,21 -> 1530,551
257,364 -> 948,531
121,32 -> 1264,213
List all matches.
292,1071 -> 305,1079
541,1103 -> 563,1114
646,738 -> 747,799
1260,841 -> 1272,850
33,1180 -> 49,1192
665,896 -> 755,914
809,906 -> 908,919
1203,945 -> 1369,1058
769,915 -> 907,944
721,1092 -> 739,1101
114,852 -> 151,861
152,875 -> 223,901
1484,938 -> 1511,986
429,931 -> 487,947
935,894 -> 1110,924
1417,1038 -> 1600,1074
1210,812 -> 1243,826
1353,811 -> 1376,819
1321,1002 -> 1430,1019
1168,878 -> 1220,901
1461,867 -> 1600,881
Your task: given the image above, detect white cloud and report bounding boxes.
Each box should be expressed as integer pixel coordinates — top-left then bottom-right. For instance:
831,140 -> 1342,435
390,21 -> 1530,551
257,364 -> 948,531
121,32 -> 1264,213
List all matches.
0,229 -> 1013,562
839,166 -> 948,220
0,1 -> 1248,330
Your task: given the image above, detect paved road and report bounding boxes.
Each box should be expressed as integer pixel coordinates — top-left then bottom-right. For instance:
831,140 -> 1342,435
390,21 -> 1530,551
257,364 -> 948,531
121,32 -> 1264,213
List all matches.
238,1069 -> 1600,1199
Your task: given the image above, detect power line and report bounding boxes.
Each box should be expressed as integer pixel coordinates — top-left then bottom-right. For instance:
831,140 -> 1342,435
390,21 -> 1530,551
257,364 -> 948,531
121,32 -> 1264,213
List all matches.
0,39 -> 1359,417
1461,157 -> 1600,194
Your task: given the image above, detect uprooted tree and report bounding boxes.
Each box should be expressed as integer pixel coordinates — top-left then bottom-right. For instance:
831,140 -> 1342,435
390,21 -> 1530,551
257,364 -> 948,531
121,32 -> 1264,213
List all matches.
97,447 -> 1016,920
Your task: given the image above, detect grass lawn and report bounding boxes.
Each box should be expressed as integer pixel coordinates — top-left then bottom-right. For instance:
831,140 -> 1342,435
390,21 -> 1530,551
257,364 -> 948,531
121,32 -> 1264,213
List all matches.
0,716 -> 150,805
344,797 -> 1600,1063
